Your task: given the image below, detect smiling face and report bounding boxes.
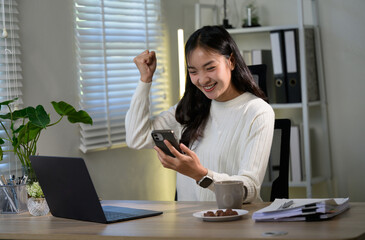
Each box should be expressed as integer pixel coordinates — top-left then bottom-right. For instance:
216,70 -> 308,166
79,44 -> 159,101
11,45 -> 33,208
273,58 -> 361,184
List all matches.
187,47 -> 241,102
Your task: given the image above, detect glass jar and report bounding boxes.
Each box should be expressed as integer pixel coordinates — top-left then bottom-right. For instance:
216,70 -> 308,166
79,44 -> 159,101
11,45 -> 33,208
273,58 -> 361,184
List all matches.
27,197 -> 49,216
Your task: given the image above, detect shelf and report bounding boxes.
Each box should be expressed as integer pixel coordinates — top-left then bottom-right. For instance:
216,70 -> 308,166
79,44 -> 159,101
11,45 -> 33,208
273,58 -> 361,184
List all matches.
262,176 -> 327,188
270,101 -> 321,110
227,24 -> 314,35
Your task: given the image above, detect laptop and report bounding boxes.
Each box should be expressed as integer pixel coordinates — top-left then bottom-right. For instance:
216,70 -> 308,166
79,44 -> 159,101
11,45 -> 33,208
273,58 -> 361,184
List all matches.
29,155 -> 163,223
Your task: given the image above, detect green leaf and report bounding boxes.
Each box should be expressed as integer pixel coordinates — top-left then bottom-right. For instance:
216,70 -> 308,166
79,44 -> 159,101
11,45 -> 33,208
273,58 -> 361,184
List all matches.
13,124 -> 25,134
0,107 -> 30,121
0,147 -> 3,161
0,138 -> 4,144
26,106 -> 50,128
52,101 -> 93,125
51,101 -> 76,116
0,98 -> 18,108
17,122 -> 43,145
67,110 -> 93,124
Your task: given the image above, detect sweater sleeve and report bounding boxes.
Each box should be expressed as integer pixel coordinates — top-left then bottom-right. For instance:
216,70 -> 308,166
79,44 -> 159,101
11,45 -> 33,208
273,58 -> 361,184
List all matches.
125,81 -> 181,149
207,106 -> 275,203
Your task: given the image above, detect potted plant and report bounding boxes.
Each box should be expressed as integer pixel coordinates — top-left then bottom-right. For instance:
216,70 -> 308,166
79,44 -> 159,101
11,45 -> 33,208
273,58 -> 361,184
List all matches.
0,98 -> 93,183
26,181 -> 50,216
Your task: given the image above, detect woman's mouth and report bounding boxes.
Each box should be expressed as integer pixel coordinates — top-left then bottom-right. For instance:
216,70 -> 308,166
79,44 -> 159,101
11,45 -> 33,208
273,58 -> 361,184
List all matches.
203,83 -> 217,92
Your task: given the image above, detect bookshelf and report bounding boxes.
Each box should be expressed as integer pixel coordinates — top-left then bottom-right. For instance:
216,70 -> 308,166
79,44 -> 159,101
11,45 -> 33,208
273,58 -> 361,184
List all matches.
195,0 -> 332,198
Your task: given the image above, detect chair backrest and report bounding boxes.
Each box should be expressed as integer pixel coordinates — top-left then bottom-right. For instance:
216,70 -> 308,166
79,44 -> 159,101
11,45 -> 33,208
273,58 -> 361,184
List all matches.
248,64 -> 268,98
269,118 -> 291,201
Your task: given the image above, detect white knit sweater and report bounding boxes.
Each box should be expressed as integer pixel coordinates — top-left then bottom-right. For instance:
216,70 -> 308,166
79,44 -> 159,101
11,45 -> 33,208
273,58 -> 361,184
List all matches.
126,81 -> 275,202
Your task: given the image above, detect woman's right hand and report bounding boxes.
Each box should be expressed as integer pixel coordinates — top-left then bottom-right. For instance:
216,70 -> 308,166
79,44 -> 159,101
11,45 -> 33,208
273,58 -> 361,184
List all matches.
133,50 -> 157,83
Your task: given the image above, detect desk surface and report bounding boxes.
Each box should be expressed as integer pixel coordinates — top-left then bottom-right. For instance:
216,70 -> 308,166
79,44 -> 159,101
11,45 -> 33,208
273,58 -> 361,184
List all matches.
0,200 -> 364,240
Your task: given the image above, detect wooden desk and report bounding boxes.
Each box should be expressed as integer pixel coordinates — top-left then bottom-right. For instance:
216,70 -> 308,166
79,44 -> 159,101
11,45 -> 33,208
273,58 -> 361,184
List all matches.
0,200 -> 364,240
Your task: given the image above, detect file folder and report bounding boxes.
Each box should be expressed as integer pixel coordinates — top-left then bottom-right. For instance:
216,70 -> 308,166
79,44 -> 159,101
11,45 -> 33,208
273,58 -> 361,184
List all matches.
290,125 -> 302,182
284,29 -> 301,103
242,50 -> 252,65
270,30 -> 287,103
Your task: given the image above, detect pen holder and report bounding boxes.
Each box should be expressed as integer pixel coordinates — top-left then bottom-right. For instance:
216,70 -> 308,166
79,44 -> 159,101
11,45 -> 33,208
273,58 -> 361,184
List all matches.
0,184 -> 28,214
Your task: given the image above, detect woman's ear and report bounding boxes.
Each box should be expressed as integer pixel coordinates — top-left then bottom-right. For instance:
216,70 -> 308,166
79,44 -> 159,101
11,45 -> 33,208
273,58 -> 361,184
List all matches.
229,54 -> 235,71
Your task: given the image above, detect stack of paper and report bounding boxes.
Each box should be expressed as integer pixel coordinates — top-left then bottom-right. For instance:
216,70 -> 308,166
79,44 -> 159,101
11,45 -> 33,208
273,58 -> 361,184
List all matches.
253,198 -> 350,221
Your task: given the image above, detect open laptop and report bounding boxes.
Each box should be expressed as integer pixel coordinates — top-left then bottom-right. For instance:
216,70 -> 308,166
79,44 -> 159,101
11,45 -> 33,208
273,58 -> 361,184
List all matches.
29,155 -> 163,223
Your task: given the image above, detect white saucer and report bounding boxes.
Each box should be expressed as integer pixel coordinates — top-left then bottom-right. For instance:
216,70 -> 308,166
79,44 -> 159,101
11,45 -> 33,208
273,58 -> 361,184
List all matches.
193,209 -> 249,222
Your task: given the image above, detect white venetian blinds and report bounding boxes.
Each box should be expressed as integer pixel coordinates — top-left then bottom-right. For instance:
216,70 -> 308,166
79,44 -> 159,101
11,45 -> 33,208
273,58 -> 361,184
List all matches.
0,0 -> 21,173
0,0 -> 21,103
75,0 -> 170,152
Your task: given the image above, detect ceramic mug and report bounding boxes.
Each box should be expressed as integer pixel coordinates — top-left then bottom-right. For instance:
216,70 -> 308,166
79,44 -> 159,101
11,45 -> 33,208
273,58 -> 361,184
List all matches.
214,181 -> 245,209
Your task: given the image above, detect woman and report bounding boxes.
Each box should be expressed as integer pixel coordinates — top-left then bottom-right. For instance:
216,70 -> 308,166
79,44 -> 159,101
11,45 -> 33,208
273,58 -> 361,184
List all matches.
126,25 -> 274,203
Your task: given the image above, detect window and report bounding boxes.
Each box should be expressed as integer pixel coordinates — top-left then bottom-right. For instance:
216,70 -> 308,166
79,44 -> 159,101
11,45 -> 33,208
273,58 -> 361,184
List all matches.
74,0 -> 170,152
0,0 -> 22,173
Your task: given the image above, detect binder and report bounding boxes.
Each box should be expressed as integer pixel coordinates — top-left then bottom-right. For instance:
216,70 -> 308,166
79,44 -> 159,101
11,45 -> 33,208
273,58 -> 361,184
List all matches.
283,28 -> 319,103
284,29 -> 301,103
270,31 -> 287,103
305,28 -> 319,101
251,49 -> 274,102
290,126 -> 302,182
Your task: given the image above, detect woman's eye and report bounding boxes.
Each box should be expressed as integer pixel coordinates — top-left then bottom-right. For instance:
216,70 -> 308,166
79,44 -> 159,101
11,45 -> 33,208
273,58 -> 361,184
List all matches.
188,71 -> 197,75
207,66 -> 215,71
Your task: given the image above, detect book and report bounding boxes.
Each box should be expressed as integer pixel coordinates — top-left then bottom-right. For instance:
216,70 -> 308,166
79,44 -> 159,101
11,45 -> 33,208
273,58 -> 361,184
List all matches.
252,198 -> 350,222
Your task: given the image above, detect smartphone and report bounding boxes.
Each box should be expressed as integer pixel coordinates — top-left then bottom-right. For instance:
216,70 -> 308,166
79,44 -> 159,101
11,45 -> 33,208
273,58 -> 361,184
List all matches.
151,130 -> 182,157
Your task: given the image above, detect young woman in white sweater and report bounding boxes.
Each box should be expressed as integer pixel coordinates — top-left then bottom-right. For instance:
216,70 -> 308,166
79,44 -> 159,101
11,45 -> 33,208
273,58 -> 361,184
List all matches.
126,25 -> 274,203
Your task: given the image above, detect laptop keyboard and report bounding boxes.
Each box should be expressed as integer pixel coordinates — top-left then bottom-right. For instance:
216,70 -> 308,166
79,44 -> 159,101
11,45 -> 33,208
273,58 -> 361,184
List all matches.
104,210 -> 135,222
102,205 -> 162,222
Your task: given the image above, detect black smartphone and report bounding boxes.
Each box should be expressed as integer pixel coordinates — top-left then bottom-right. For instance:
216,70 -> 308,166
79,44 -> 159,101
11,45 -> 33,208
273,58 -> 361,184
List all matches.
151,130 -> 182,157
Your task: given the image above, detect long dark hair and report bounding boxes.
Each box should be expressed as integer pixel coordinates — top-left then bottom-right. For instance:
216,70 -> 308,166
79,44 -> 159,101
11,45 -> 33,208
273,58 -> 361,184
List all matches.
175,25 -> 266,147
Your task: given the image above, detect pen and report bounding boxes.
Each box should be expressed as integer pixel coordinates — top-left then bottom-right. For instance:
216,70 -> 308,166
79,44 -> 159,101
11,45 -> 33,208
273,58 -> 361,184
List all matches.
278,200 -> 294,210
0,179 -> 17,212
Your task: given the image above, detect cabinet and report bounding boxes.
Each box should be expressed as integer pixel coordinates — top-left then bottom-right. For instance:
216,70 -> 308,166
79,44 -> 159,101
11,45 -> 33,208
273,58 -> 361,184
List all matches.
195,0 -> 332,198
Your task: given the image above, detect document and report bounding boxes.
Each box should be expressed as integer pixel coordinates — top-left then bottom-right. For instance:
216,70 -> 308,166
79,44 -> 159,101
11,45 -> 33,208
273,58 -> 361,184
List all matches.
252,198 -> 350,221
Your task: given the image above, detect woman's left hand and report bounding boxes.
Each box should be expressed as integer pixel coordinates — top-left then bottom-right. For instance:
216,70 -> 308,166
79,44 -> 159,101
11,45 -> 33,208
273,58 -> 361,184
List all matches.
154,140 -> 207,182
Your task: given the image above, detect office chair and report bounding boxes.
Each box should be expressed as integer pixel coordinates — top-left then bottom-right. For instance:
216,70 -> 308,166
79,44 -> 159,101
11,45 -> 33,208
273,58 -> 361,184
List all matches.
248,65 -> 291,200
269,118 -> 291,201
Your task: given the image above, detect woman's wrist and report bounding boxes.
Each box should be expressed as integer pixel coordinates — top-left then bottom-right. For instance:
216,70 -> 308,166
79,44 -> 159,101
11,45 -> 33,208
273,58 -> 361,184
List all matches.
193,168 -> 208,182
140,76 -> 153,83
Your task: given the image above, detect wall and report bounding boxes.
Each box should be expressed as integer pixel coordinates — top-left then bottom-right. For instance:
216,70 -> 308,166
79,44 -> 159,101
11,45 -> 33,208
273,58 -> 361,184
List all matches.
317,0 -> 365,201
17,0 -> 186,201
17,0 -> 365,201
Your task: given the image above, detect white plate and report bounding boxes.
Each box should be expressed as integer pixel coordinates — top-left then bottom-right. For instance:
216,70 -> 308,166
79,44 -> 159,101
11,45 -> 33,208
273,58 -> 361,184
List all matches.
193,209 -> 249,222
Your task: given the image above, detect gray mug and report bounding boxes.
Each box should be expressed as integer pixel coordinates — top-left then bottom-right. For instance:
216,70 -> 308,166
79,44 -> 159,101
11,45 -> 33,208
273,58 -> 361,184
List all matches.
214,181 -> 245,209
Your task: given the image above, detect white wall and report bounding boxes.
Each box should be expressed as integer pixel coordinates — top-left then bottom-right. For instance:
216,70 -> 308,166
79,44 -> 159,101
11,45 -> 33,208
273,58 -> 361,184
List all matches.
317,0 -> 365,200
17,0 -> 181,201
17,0 -> 365,201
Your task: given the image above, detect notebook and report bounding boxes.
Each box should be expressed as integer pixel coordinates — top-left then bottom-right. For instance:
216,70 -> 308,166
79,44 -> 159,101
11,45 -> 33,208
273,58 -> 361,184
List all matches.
29,155 -> 163,223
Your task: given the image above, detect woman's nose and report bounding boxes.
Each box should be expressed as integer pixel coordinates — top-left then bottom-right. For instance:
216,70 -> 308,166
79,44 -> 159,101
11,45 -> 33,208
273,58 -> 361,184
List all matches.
198,73 -> 210,85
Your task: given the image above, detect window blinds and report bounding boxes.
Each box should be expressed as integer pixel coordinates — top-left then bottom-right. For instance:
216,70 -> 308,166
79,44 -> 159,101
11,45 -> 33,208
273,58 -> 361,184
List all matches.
75,0 -> 170,152
0,0 -> 22,173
